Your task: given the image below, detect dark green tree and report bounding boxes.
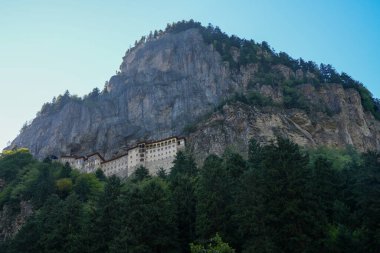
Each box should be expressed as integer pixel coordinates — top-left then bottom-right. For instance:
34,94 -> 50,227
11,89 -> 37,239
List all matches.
60,162 -> 72,178
237,138 -> 324,252
131,166 -> 150,182
196,154 -> 235,243
95,168 -> 107,181
157,168 -> 168,179
354,152 -> 380,252
88,176 -> 122,253
110,178 -> 178,253
169,151 -> 198,252
28,164 -> 55,207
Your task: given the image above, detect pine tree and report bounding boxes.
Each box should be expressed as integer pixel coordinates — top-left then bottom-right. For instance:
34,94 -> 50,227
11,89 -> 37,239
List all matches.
110,178 -> 178,253
354,152 -> 380,252
238,138 -> 323,252
89,176 -> 122,253
196,154 -> 234,243
169,151 -> 198,252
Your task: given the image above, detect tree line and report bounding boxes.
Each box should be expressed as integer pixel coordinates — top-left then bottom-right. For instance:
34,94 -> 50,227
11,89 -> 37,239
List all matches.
0,138 -> 379,252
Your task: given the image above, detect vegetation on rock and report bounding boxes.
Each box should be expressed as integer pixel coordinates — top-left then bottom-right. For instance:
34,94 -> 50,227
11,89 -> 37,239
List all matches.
164,20 -> 380,118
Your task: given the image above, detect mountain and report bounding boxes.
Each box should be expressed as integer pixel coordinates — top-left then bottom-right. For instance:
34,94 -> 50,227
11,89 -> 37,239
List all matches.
9,20 -> 380,160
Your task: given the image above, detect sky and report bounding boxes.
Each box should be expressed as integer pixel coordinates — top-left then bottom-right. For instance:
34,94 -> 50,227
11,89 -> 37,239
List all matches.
1,0 -> 379,150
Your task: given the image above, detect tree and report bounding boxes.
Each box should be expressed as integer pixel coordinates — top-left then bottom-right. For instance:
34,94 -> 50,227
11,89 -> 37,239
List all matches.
110,178 -> 178,253
311,157 -> 339,222
28,164 -> 55,207
248,139 -> 263,165
56,178 -> 73,198
60,162 -> 72,178
0,149 -> 33,182
169,152 -> 198,252
237,138 -> 324,252
88,88 -> 100,100
190,234 -> 235,253
131,166 -> 150,182
354,152 -> 380,252
88,176 -> 122,253
196,155 -> 234,243
95,168 -> 106,181
157,168 -> 167,180
169,151 -> 198,179
73,173 -> 102,202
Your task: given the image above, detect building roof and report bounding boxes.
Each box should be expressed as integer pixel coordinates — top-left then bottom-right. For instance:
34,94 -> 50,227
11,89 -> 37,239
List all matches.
126,136 -> 186,151
60,136 -> 185,164
101,153 -> 128,164
86,152 -> 105,162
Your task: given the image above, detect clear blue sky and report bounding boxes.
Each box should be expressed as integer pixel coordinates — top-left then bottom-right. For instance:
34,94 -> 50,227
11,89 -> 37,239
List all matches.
1,0 -> 379,150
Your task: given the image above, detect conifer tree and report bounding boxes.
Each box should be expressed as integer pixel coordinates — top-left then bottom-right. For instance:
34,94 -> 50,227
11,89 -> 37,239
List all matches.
89,176 -> 122,253
196,154 -> 234,243
238,138 -> 323,252
169,151 -> 198,252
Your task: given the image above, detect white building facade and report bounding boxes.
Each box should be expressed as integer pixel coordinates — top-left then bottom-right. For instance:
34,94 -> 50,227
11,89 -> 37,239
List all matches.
58,136 -> 185,177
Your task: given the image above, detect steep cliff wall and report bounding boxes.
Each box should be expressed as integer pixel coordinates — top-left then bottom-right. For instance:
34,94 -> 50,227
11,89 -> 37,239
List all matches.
9,26 -> 380,161
11,29 -> 239,159
188,84 -> 380,162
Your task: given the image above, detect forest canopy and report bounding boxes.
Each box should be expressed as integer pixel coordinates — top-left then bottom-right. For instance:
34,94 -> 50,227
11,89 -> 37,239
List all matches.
0,139 -> 379,253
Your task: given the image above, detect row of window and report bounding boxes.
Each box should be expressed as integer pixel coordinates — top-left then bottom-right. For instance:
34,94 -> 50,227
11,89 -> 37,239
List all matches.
147,150 -> 174,158
145,139 -> 177,149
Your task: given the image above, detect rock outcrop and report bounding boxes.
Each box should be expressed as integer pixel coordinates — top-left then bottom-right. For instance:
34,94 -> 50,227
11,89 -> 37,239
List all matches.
188,84 -> 380,162
8,26 -> 380,162
0,201 -> 33,241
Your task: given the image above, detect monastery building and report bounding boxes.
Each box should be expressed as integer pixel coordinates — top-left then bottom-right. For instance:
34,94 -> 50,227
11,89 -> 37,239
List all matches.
59,136 -> 185,177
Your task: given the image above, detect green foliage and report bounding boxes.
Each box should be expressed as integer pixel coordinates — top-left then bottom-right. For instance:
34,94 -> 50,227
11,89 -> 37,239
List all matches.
195,152 -> 245,248
56,178 -> 73,198
353,151 -> 380,252
89,176 -> 123,253
1,142 -> 380,253
190,234 -> 235,253
73,173 -> 103,202
38,90 -> 82,116
237,138 -> 324,252
95,168 -> 107,181
169,151 -> 198,252
308,146 -> 358,171
110,177 -> 178,253
157,167 -> 168,179
130,166 -> 151,182
0,149 -> 33,182
356,85 -> 380,120
282,80 -> 309,111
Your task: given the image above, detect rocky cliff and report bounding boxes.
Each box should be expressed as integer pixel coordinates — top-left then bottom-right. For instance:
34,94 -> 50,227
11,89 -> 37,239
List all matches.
9,22 -> 380,161
0,201 -> 33,241
188,84 -> 380,162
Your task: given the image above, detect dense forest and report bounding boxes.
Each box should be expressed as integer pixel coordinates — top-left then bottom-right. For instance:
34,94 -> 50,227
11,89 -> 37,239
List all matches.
0,139 -> 379,253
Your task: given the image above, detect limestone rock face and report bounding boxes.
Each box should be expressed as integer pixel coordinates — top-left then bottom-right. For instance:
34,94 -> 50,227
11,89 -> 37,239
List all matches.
11,29 -> 239,159
9,28 -> 380,162
188,84 -> 380,162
